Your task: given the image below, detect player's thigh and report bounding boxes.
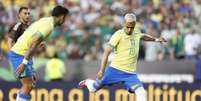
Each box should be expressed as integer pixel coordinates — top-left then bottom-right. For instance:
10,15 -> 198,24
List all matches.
124,74 -> 143,91
101,67 -> 123,85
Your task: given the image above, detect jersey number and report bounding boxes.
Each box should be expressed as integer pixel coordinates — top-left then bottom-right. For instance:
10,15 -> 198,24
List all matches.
129,39 -> 135,56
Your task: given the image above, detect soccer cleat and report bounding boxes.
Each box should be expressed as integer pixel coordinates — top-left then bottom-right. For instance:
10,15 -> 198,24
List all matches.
78,80 -> 87,88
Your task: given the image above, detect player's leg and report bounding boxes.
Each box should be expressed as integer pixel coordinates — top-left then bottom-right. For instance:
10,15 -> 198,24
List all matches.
8,52 -> 35,101
16,61 -> 35,101
16,77 -> 33,101
78,66 -> 122,92
124,74 -> 147,101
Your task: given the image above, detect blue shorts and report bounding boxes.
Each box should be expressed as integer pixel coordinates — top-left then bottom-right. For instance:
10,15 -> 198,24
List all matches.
8,51 -> 34,78
100,66 -> 143,91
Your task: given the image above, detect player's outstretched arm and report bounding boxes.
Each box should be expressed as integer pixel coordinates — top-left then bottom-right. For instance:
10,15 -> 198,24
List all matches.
141,33 -> 167,43
97,46 -> 112,80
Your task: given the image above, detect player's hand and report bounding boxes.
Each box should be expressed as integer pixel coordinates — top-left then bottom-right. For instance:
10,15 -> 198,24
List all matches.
155,37 -> 167,44
97,70 -> 104,80
39,41 -> 46,49
15,63 -> 26,78
32,73 -> 37,87
159,37 -> 167,44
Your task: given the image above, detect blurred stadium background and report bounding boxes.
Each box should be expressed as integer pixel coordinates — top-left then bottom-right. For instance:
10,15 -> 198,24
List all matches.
0,0 -> 201,101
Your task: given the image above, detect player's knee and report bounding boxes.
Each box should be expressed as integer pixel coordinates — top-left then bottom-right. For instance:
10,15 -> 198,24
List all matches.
23,83 -> 32,89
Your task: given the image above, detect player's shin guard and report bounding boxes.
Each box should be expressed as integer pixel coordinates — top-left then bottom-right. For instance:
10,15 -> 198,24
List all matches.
16,92 -> 31,101
135,87 -> 147,101
85,79 -> 100,92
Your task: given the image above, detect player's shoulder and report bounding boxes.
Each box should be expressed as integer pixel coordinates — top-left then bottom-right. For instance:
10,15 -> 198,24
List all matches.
9,22 -> 22,32
133,28 -> 143,39
12,22 -> 22,29
114,29 -> 124,36
134,28 -> 141,34
36,17 -> 54,27
39,17 -> 53,22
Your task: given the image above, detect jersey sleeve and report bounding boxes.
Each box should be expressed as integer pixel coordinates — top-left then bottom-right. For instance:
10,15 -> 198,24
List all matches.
108,31 -> 121,48
37,21 -> 53,38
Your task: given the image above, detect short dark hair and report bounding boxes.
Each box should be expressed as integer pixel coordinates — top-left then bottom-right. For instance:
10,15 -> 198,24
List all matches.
52,5 -> 69,17
19,6 -> 28,13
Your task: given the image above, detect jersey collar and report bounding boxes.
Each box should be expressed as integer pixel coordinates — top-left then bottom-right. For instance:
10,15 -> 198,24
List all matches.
123,28 -> 134,38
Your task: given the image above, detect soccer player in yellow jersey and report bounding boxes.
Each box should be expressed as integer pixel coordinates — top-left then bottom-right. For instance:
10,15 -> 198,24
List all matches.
78,13 -> 166,101
8,6 -> 69,101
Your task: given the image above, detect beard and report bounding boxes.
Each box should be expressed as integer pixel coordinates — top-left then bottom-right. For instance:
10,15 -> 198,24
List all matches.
55,22 -> 62,26
126,31 -> 132,35
21,18 -> 29,24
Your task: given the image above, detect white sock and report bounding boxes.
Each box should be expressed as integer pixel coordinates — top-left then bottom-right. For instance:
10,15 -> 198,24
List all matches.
135,87 -> 147,101
85,79 -> 100,92
16,95 -> 28,101
16,93 -> 30,101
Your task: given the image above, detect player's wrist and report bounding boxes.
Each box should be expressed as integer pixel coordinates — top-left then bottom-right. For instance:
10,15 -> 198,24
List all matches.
22,58 -> 28,65
155,38 -> 160,42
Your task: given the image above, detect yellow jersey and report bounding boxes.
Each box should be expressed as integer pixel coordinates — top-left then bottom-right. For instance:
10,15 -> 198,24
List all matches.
11,17 -> 54,55
108,28 -> 142,73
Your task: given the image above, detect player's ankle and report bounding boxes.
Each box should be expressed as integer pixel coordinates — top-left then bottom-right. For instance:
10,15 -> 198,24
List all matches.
85,79 -> 97,92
